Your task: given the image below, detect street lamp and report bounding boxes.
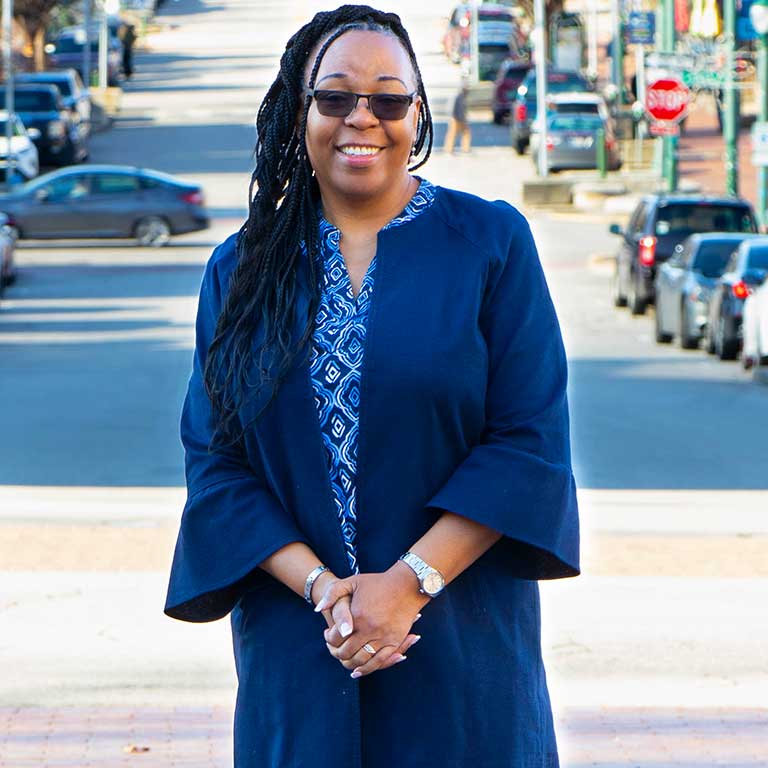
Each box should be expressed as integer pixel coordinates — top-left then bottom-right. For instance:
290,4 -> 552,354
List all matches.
750,0 -> 768,225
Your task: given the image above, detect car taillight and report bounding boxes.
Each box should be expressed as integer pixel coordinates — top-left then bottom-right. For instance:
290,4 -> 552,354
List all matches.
638,236 -> 657,266
732,280 -> 750,299
515,102 -> 527,122
180,190 -> 204,205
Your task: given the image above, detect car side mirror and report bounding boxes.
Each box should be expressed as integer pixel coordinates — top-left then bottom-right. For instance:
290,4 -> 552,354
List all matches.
609,223 -> 623,236
27,127 -> 41,141
743,268 -> 767,286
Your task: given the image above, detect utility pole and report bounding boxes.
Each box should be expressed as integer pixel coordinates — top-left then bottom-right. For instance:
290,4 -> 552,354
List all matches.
534,0 -> 548,176
2,0 -> 15,189
83,0 -> 92,88
750,0 -> 768,224
723,0 -> 738,196
612,0 -> 625,103
660,0 -> 678,191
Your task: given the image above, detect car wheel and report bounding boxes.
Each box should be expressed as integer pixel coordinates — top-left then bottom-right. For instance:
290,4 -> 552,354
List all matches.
705,324 -> 716,354
492,110 -> 504,126
628,270 -> 646,315
716,315 -> 738,360
514,137 -> 526,155
654,306 -> 673,343
611,263 -> 627,307
679,304 -> 699,349
134,216 -> 171,247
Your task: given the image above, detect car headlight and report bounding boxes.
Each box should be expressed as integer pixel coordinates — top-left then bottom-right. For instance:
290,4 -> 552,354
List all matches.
47,120 -> 65,139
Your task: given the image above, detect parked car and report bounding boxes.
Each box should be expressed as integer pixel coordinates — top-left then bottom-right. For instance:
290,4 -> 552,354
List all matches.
0,165 -> 209,246
0,111 -> 40,181
492,58 -> 531,124
530,112 -> 621,172
705,237 -> 768,360
46,27 -> 122,87
444,3 -> 517,60
654,233 -> 754,348
16,69 -> 92,139
0,85 -> 87,166
609,195 -> 759,315
510,69 -> 593,154
742,277 -> 768,369
0,212 -> 17,298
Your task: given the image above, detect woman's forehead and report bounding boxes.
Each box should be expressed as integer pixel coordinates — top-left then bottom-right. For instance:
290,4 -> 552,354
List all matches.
309,30 -> 416,87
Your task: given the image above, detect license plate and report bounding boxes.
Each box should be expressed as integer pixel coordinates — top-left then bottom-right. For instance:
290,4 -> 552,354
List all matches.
568,136 -> 593,148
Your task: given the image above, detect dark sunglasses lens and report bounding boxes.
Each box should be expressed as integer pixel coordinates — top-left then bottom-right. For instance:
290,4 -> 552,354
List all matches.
369,94 -> 411,119
314,91 -> 356,116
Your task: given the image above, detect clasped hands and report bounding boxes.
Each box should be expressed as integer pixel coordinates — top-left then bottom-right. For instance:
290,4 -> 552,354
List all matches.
313,562 -> 429,679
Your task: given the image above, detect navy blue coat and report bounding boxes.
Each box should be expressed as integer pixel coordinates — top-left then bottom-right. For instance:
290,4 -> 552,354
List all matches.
165,186 -> 580,768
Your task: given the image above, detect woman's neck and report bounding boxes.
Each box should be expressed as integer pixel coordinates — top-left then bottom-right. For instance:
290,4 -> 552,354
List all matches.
319,174 -> 418,238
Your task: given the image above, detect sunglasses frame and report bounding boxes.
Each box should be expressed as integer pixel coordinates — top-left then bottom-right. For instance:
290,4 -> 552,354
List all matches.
303,88 -> 418,120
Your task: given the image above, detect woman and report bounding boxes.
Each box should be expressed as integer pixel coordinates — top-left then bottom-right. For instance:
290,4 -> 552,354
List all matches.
165,5 -> 579,767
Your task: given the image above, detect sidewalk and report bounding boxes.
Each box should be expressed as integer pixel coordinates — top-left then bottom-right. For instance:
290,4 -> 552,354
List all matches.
678,91 -> 757,205
1,705 -> 766,767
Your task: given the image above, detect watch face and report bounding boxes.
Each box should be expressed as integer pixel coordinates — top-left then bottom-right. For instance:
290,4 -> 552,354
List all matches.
422,571 -> 444,596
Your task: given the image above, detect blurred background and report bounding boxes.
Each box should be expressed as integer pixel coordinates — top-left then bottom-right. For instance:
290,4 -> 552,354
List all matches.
0,0 -> 766,765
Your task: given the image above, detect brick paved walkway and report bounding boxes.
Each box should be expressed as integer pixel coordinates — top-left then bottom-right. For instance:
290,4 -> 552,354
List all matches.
1,705 -> 766,767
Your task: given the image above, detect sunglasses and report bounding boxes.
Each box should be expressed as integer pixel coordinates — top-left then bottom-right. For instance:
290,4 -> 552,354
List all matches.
304,88 -> 417,120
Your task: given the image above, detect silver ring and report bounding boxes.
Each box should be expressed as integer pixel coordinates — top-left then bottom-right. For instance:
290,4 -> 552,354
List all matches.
362,643 -> 376,655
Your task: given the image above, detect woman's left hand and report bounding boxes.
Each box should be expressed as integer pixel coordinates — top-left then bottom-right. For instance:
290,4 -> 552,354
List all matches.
315,564 -> 429,677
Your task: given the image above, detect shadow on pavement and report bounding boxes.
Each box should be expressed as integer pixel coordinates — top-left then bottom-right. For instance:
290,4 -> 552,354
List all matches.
569,357 -> 768,490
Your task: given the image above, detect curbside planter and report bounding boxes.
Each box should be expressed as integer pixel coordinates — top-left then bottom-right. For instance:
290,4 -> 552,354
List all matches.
571,181 -> 627,212
522,179 -> 573,205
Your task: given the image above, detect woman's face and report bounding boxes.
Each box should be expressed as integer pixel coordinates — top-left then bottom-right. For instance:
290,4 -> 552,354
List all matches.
303,30 -> 421,201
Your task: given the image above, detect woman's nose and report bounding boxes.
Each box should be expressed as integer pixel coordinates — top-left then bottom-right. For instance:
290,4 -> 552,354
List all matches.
344,96 -> 379,127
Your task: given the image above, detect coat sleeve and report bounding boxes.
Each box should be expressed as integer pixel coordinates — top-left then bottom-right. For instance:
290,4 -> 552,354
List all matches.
164,241 -> 308,622
426,209 -> 579,580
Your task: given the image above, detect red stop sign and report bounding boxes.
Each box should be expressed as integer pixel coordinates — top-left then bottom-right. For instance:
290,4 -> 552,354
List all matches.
645,78 -> 690,122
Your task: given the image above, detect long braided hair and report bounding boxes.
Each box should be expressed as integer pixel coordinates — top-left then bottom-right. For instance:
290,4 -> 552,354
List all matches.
204,5 -> 433,447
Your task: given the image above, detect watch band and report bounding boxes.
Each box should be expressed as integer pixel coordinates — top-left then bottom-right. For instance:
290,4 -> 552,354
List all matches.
399,551 -> 445,596
304,565 -> 328,605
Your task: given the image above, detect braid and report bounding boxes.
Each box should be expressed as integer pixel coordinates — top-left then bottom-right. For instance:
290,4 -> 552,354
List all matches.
204,5 -> 433,447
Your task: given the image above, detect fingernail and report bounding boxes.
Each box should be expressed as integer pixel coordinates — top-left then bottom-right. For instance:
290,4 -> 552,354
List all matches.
414,613 -> 422,622
340,622 -> 353,637
394,654 -> 407,663
410,635 -> 421,645
314,601 -> 325,613
350,670 -> 362,679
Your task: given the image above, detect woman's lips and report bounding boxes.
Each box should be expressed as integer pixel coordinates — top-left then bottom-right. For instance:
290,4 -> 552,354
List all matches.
336,145 -> 383,167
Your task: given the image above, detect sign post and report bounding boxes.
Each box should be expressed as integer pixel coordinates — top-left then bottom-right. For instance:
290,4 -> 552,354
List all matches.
645,76 -> 690,189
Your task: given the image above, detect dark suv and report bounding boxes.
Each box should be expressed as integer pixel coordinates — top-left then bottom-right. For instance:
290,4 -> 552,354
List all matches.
609,195 -> 759,315
0,85 -> 88,166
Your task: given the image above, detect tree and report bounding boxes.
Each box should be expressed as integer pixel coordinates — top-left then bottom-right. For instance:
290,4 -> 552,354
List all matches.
14,0 -> 79,71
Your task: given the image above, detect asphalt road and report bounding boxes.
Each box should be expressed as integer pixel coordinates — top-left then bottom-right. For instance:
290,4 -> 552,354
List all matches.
0,0 -> 767,729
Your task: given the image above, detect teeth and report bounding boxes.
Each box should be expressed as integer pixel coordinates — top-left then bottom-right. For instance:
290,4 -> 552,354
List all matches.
339,146 -> 380,156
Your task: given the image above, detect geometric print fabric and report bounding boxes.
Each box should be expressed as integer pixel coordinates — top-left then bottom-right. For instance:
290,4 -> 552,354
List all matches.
309,178 -> 437,574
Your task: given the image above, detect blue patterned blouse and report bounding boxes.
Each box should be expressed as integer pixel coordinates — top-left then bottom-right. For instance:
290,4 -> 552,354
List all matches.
309,178 -> 437,574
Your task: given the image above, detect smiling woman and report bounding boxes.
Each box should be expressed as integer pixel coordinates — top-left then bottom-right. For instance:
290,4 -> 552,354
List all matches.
164,5 -> 579,768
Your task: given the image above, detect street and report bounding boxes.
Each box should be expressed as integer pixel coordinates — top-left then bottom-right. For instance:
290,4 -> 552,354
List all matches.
0,0 -> 767,766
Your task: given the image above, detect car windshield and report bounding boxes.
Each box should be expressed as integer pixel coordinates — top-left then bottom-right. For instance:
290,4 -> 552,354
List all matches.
548,73 -> 589,93
746,246 -> 768,270
692,243 -> 740,278
52,37 -> 100,53
0,91 -> 56,111
655,204 -> 757,237
553,102 -> 600,114
27,79 -> 72,97
549,115 -> 603,131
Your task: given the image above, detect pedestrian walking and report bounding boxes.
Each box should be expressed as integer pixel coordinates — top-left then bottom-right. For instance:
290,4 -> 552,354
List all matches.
164,5 -> 579,767
444,81 -> 472,153
120,23 -> 137,79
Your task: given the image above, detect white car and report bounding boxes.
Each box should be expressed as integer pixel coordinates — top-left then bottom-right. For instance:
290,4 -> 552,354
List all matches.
742,274 -> 768,369
0,111 -> 40,182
